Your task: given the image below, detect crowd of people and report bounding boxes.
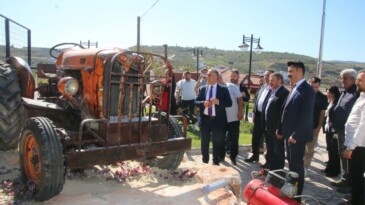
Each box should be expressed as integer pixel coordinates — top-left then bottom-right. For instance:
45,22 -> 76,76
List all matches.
157,61 -> 365,205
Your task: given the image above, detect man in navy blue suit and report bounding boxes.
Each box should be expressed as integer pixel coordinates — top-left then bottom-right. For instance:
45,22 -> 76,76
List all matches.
276,61 -> 315,201
196,69 -> 232,165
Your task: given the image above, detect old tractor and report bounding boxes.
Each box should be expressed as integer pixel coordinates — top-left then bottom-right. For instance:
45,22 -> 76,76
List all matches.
0,43 -> 191,201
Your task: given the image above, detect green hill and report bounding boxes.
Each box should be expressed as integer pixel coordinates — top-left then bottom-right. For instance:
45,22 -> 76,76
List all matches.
4,45 -> 364,88
130,45 -> 365,87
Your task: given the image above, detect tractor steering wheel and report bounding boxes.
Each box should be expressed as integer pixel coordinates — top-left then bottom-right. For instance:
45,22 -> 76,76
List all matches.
49,43 -> 85,59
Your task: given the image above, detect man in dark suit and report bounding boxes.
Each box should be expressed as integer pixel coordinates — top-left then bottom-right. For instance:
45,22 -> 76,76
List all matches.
245,70 -> 274,163
263,73 -> 289,169
277,61 -> 315,200
196,69 -> 232,165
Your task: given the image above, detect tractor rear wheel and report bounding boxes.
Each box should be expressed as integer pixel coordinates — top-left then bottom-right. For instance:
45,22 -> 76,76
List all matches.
147,113 -> 185,170
0,61 -> 24,150
19,117 -> 65,201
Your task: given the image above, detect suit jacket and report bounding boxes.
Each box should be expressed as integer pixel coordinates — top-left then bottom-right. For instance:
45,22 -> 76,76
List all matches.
253,85 -> 265,114
195,84 -> 232,124
264,86 -> 290,137
278,81 -> 315,144
252,84 -> 271,115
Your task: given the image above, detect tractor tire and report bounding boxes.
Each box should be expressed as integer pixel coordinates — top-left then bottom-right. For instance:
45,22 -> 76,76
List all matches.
19,117 -> 65,201
147,113 -> 185,170
0,61 -> 25,150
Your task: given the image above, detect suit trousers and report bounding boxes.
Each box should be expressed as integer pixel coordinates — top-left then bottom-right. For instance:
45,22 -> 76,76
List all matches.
271,137 -> 286,170
264,132 -> 275,166
251,111 -> 264,157
221,121 -> 240,160
201,115 -> 225,164
337,130 -> 350,183
287,141 -> 306,196
349,147 -> 365,205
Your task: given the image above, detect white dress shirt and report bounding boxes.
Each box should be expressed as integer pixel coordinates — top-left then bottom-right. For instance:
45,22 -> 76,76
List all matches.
257,84 -> 271,112
204,83 -> 217,116
345,92 -> 365,150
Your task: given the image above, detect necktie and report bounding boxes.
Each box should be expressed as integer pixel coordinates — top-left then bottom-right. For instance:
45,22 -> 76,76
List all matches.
208,86 -> 213,116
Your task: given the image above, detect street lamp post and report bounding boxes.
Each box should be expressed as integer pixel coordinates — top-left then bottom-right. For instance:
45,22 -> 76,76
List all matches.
192,48 -> 203,80
238,34 -> 263,121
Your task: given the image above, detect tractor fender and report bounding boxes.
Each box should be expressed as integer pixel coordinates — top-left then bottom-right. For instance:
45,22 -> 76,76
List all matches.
6,56 -> 35,99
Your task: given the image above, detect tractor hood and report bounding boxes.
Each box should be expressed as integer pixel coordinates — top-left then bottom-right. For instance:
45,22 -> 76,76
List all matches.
56,47 -> 130,70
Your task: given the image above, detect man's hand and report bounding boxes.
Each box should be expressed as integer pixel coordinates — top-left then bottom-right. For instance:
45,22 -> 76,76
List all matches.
237,112 -> 243,120
204,101 -> 212,108
313,127 -> 320,138
343,150 -> 352,159
210,98 -> 219,105
176,99 -> 180,105
288,136 -> 297,144
241,92 -> 246,98
276,130 -> 283,139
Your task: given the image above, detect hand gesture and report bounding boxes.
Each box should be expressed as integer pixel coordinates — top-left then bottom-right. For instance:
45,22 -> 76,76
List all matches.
209,97 -> 219,105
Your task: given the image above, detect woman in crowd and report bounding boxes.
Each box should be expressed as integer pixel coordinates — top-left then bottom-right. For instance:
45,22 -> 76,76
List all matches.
322,86 -> 341,177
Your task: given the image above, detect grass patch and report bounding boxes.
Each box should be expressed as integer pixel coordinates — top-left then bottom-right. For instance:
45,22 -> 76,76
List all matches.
187,121 -> 253,148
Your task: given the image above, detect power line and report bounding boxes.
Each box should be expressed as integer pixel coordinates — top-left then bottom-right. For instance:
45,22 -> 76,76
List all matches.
141,0 -> 160,18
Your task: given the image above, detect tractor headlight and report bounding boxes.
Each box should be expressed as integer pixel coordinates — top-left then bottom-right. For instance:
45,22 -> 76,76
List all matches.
58,77 -> 79,98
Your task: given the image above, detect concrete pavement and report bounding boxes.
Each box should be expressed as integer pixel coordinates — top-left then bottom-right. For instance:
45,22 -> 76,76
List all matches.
186,133 -> 350,205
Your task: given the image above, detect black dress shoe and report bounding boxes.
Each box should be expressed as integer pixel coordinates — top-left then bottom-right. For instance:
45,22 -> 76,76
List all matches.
213,161 -> 220,166
244,156 -> 259,163
230,158 -> 237,165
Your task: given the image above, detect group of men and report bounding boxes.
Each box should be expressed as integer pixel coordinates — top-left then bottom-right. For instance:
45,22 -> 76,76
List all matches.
243,63 -> 365,204
174,62 -> 365,204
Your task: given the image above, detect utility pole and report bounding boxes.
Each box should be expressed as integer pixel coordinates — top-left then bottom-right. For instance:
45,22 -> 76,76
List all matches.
137,16 -> 141,52
317,0 -> 326,78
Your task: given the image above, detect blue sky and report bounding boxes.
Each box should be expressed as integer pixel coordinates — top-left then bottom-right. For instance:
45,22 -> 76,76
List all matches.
1,0 -> 364,62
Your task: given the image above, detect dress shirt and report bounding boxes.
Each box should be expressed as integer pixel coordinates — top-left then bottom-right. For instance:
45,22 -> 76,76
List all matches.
257,84 -> 271,112
204,83 -> 217,116
345,92 -> 365,149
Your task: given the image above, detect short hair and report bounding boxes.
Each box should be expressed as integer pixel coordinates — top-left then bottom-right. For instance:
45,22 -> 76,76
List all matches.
231,69 -> 240,76
310,77 -> 321,84
271,72 -> 283,82
267,69 -> 274,74
287,61 -> 306,75
184,71 -> 191,75
340,69 -> 357,79
209,69 -> 219,77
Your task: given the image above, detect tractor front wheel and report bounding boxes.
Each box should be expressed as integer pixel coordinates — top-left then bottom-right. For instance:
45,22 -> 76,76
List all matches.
147,113 -> 185,170
19,117 -> 65,201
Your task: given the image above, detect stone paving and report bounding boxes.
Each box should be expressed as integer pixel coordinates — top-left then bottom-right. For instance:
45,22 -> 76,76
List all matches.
186,133 -> 349,205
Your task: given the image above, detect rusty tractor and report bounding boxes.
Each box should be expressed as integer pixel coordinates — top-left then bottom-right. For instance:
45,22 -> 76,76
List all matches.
0,43 -> 191,201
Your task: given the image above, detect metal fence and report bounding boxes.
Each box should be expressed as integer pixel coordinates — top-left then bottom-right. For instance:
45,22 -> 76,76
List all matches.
0,14 -> 31,65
